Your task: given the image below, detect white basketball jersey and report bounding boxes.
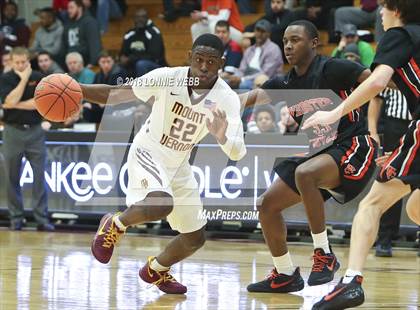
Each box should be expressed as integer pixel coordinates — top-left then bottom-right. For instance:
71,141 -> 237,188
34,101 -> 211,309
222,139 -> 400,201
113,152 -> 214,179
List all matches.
132,66 -> 245,164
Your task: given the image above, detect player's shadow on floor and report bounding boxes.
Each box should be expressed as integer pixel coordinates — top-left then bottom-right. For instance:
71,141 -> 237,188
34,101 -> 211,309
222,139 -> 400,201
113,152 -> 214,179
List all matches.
140,294 -> 187,310
248,292 -> 304,309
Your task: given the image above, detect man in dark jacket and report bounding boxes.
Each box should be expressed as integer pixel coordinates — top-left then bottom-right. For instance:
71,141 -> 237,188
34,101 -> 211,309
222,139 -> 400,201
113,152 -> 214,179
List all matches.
120,9 -> 166,77
244,0 -> 295,52
62,0 -> 102,68
0,1 -> 31,55
84,50 -> 126,123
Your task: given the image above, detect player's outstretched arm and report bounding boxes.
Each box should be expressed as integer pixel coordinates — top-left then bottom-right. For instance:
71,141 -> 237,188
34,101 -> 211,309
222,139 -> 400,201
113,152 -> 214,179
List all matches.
239,88 -> 272,110
302,65 -> 394,129
80,84 -> 138,105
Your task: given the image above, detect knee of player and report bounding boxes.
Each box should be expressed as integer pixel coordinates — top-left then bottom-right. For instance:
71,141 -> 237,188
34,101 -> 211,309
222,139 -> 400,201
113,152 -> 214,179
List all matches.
406,204 -> 420,225
145,191 -> 174,216
357,199 -> 383,219
407,209 -> 420,225
295,165 -> 318,186
256,195 -> 277,215
184,228 -> 206,250
359,192 -> 390,214
135,192 -> 173,219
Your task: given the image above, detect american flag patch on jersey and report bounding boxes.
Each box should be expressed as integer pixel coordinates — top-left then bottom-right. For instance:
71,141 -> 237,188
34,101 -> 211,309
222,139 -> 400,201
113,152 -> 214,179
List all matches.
204,99 -> 216,110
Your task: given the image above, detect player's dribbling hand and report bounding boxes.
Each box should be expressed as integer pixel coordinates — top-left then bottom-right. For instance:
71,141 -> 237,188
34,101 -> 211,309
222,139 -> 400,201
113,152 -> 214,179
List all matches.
41,121 -> 52,131
206,109 -> 228,144
301,110 -> 340,130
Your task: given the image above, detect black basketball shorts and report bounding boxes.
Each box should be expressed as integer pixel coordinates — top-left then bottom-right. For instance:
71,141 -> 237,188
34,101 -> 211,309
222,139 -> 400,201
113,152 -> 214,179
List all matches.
273,134 -> 378,204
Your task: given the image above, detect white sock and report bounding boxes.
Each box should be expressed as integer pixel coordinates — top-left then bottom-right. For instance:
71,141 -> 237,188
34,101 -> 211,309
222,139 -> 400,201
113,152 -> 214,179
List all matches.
150,257 -> 169,272
272,252 -> 295,275
342,269 -> 362,284
113,215 -> 127,231
311,230 -> 330,253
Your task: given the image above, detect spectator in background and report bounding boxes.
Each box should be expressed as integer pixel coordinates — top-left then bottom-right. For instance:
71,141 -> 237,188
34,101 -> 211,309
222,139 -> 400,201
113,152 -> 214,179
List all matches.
335,0 -> 384,42
1,50 -> 11,74
82,0 -> 125,34
237,0 -> 255,14
37,51 -> 64,75
30,7 -> 63,61
242,74 -> 270,132
243,0 -> 295,53
293,0 -> 353,43
0,47 -> 53,231
62,0 -> 102,68
215,20 -> 242,76
53,0 -> 70,22
95,50 -> 126,85
83,50 -> 126,123
278,103 -> 298,134
368,88 -> 412,257
0,1 -> 31,54
265,0 -> 298,13
191,0 -> 244,44
331,24 -> 374,67
342,42 -> 362,64
66,51 -> 95,83
159,0 -> 200,22
226,20 -> 283,89
120,9 -> 166,77
248,105 -> 278,133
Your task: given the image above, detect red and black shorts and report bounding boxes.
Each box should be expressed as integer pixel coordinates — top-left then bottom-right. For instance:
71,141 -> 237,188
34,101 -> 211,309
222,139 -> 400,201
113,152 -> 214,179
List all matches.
273,134 -> 378,204
377,120 -> 420,190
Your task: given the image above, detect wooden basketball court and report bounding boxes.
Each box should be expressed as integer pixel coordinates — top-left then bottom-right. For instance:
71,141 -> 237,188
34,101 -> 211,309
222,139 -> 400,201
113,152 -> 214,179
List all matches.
0,230 -> 419,309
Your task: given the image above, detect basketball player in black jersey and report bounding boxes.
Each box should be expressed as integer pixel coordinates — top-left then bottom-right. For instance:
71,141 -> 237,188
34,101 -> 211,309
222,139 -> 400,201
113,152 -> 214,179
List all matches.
304,1 -> 420,308
241,20 -> 378,293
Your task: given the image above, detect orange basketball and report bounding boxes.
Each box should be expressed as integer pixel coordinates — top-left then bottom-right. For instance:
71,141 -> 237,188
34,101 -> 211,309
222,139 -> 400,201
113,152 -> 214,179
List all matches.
34,73 -> 82,122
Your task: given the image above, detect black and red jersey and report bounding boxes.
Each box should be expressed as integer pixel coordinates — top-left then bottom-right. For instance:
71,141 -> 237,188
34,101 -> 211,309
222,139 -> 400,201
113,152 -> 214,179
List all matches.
262,55 -> 367,152
372,24 -> 420,119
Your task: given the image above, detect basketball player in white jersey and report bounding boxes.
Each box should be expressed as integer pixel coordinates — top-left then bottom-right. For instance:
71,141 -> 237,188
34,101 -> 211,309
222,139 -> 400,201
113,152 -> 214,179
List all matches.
80,34 -> 246,294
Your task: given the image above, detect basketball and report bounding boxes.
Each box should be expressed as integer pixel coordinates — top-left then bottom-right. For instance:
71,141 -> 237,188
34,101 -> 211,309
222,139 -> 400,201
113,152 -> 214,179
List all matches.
34,73 -> 82,122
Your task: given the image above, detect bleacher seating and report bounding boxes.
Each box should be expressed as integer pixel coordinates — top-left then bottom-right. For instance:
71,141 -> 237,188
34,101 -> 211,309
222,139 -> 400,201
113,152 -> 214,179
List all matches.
29,0 -> 375,67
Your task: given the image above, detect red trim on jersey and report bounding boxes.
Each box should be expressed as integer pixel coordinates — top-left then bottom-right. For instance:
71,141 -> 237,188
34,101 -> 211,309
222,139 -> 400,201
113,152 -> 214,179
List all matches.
396,68 -> 420,98
401,122 -> 420,176
409,58 -> 420,80
380,136 -> 405,178
344,136 -> 375,180
340,137 -> 357,165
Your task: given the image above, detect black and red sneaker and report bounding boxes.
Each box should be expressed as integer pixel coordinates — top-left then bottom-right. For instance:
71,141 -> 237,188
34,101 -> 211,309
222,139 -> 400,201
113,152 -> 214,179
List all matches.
247,267 -> 304,293
139,256 -> 187,294
308,248 -> 340,286
312,276 -> 364,310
